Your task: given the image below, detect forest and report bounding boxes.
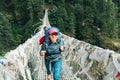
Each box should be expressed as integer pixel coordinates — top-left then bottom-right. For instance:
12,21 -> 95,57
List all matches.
0,0 -> 120,55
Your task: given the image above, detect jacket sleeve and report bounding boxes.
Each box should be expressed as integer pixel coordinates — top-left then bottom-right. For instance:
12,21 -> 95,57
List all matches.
59,40 -> 65,52
41,42 -> 46,51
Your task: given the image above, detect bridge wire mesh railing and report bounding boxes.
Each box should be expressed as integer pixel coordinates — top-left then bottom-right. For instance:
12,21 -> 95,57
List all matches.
0,9 -> 120,80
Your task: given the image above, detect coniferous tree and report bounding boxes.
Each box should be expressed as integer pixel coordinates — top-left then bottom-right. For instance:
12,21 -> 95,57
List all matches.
0,13 -> 15,55
95,0 -> 118,38
0,0 -> 120,54
112,0 -> 120,38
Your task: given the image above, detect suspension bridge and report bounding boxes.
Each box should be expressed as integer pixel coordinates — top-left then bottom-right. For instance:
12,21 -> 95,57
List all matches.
0,9 -> 120,80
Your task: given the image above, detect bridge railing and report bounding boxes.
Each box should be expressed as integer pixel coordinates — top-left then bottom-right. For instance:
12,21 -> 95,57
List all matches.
62,34 -> 120,80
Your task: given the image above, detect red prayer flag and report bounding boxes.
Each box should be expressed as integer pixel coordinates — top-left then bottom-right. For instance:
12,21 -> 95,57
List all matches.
115,72 -> 120,78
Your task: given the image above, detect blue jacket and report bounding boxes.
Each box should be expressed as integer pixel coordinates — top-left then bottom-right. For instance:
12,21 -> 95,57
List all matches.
41,41 -> 63,60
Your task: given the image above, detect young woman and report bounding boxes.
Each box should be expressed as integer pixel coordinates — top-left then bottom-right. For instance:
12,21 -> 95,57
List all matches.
40,27 -> 64,80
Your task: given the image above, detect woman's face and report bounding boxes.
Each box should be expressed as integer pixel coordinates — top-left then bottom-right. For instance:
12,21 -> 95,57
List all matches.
49,33 -> 58,43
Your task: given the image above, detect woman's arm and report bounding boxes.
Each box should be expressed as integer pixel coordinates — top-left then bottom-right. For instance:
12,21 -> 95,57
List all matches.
40,42 -> 46,56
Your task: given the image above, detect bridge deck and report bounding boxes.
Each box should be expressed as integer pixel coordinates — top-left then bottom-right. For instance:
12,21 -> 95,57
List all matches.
38,61 -> 77,80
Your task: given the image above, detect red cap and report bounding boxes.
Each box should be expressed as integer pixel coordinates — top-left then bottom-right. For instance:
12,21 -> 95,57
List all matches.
49,28 -> 58,34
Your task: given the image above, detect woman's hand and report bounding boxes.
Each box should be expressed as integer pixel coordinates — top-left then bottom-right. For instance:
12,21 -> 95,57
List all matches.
40,50 -> 46,56
60,45 -> 64,51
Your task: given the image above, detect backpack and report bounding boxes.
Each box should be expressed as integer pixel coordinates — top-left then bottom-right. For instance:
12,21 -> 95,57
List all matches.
39,36 -> 45,45
39,27 -> 63,45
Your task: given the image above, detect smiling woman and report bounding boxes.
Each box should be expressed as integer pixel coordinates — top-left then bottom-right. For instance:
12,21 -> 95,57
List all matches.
40,27 -> 64,80
48,28 -> 59,43
49,33 -> 58,43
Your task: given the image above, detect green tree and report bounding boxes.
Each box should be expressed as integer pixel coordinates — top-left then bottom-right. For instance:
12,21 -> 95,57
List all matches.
112,0 -> 120,38
0,0 -> 120,52
0,12 -> 15,55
